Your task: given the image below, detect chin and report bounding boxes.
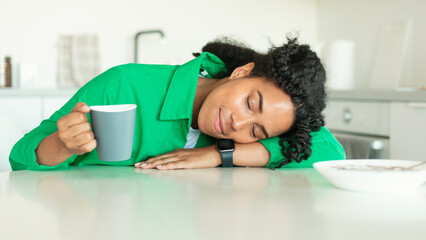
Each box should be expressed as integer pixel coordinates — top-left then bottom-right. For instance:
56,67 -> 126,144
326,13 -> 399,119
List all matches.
200,126 -> 214,137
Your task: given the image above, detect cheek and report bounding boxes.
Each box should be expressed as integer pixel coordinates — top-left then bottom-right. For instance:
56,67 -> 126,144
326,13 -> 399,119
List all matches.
197,103 -> 214,133
231,132 -> 256,144
197,106 -> 208,130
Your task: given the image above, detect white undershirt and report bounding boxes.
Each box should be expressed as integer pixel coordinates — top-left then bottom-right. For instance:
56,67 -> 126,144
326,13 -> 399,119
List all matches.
184,127 -> 201,149
182,70 -> 208,149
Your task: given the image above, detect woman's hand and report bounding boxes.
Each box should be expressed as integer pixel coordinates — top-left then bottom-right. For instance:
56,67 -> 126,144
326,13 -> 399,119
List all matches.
134,145 -> 222,170
36,102 -> 96,166
56,102 -> 97,156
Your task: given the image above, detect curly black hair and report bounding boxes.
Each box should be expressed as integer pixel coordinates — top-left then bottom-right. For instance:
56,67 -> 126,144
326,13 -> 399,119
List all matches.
193,36 -> 327,168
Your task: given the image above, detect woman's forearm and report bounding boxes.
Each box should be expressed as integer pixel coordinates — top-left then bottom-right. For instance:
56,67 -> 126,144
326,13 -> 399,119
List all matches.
36,134 -> 270,168
35,132 -> 73,166
233,142 -> 270,167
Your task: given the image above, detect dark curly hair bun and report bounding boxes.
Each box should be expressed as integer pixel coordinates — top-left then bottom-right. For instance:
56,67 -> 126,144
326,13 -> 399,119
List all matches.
268,38 -> 326,167
194,36 -> 327,168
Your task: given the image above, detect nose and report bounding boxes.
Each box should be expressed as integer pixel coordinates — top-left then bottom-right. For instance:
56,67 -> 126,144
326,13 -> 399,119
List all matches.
231,113 -> 254,131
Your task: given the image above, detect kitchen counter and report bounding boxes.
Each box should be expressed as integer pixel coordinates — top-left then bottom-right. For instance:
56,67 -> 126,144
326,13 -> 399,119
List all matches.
329,89 -> 426,102
0,166 -> 425,240
2,88 -> 426,101
0,88 -> 78,97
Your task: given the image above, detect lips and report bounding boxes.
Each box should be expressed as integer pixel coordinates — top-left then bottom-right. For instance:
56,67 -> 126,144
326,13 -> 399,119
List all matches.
214,108 -> 223,135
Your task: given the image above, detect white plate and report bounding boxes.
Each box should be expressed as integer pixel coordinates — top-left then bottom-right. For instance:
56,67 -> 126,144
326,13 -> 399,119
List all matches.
313,160 -> 426,192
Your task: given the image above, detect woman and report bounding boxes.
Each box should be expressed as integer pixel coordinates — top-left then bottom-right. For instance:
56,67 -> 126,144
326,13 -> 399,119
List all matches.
9,37 -> 345,171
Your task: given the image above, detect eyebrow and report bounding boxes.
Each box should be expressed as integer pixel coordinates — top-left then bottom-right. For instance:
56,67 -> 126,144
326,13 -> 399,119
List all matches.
257,90 -> 269,139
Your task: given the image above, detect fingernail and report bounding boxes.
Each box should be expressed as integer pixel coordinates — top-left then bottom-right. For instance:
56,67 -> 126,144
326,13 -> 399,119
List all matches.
156,165 -> 162,168
134,162 -> 141,167
141,163 -> 147,167
81,105 -> 90,111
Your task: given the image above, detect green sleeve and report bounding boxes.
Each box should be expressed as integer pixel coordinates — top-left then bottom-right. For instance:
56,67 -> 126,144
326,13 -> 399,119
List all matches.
260,127 -> 346,169
9,66 -> 123,171
9,118 -> 72,171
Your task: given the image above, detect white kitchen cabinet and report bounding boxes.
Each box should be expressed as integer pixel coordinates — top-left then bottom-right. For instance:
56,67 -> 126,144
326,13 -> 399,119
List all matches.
0,97 -> 42,133
42,96 -> 72,120
0,89 -> 76,133
0,90 -> 75,171
326,90 -> 426,160
325,100 -> 390,136
390,102 -> 426,160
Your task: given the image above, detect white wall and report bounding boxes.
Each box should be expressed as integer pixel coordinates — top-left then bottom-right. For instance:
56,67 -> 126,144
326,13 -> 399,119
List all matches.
318,0 -> 426,89
0,0 -> 318,89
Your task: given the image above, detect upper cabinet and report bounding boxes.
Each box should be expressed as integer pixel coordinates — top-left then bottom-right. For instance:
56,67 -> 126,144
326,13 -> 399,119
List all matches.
318,0 -> 426,90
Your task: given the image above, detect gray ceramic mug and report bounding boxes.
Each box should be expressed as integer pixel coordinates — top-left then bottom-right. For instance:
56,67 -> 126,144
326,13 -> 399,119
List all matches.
89,104 -> 137,161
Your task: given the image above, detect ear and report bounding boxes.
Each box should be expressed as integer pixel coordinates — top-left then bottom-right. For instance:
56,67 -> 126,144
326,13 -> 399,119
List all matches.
229,62 -> 255,80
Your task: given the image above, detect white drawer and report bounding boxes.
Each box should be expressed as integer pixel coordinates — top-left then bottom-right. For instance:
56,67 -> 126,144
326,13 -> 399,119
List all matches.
390,102 -> 426,160
42,96 -> 72,120
0,97 -> 42,133
324,100 -> 390,136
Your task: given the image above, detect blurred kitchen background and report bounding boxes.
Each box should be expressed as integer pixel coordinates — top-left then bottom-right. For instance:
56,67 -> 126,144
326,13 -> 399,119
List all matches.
1,0 -> 425,171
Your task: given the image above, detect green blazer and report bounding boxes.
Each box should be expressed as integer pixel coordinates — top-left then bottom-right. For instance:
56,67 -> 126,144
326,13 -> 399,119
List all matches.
9,53 -> 345,171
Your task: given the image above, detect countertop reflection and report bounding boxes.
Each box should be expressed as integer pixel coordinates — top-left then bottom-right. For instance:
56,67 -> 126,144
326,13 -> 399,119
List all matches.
0,166 -> 425,240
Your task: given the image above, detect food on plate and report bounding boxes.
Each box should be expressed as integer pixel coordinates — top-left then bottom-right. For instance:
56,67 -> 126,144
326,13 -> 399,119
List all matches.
332,164 -> 413,171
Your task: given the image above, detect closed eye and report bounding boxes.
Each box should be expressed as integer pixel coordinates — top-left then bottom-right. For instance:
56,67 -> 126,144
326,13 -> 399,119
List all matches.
246,96 -> 251,111
252,125 -> 257,138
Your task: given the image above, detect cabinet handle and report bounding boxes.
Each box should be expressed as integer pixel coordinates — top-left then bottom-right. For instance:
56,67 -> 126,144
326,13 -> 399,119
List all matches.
408,102 -> 426,108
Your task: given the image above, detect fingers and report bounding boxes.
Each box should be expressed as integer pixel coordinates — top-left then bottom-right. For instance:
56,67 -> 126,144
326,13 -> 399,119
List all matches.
134,151 -> 179,167
77,139 -> 97,153
134,159 -> 189,170
134,147 -> 220,170
157,161 -> 188,170
58,103 -> 89,131
145,153 -> 176,164
56,102 -> 94,156
71,102 -> 90,113
134,150 -> 188,169
57,122 -> 91,142
59,131 -> 96,154
58,117 -> 90,133
135,155 -> 178,169
64,131 -> 95,148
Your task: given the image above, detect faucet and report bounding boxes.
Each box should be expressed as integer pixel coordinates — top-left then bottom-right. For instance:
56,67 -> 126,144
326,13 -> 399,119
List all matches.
134,30 -> 166,63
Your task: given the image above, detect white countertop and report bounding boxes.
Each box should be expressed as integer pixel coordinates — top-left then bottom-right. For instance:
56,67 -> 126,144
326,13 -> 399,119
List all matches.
0,88 -> 77,97
329,89 -> 426,102
1,88 -> 426,101
1,166 -> 425,240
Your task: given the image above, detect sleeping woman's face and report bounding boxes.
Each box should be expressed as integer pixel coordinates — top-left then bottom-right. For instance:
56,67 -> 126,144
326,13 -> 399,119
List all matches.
197,63 -> 295,143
